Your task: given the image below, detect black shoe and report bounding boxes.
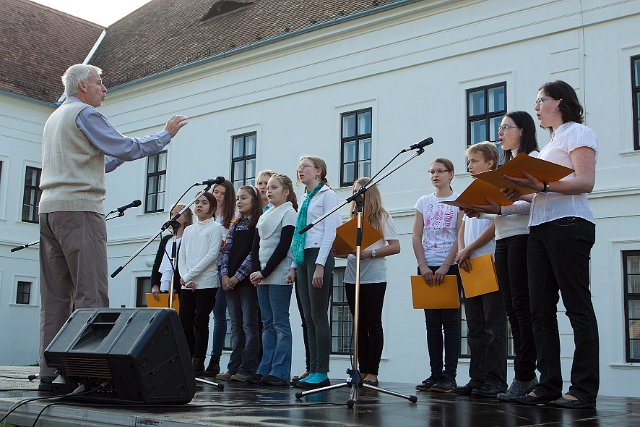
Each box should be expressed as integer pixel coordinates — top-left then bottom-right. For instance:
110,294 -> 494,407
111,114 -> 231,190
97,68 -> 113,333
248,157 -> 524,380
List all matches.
262,375 -> 290,387
512,391 -> 561,406
548,396 -> 596,409
38,376 -> 55,393
498,377 -> 538,401
471,383 -> 506,398
452,380 -> 483,395
192,357 -> 205,376
204,353 -> 221,377
246,374 -> 263,384
298,378 -> 331,389
415,375 -> 441,391
430,376 -> 456,393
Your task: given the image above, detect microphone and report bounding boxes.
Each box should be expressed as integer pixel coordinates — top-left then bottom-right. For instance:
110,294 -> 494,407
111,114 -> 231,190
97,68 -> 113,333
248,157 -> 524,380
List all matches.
196,176 -> 225,186
401,137 -> 433,153
116,199 -> 142,213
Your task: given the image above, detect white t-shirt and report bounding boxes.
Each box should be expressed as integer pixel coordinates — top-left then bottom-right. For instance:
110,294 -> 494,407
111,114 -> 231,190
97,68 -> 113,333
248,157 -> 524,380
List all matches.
344,215 -> 399,284
462,215 -> 495,258
415,192 -> 459,267
529,122 -> 598,226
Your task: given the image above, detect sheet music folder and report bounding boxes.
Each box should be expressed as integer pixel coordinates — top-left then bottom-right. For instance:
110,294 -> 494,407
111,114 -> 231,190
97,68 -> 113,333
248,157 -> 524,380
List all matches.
332,216 -> 383,256
410,275 -> 460,309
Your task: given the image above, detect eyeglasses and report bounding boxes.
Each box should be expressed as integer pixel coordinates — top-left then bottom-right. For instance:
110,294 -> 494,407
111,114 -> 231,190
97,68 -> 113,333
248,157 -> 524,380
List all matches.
535,97 -> 552,105
498,124 -> 518,132
428,169 -> 449,175
297,163 -> 314,170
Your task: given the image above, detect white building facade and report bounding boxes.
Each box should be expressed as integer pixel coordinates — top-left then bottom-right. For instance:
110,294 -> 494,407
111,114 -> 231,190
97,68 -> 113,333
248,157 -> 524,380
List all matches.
1,0 -> 639,397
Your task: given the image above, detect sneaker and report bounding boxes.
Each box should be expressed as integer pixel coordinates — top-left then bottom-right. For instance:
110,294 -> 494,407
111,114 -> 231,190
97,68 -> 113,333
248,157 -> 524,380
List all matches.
216,371 -> 234,381
262,375 -> 290,387
246,374 -> 263,384
230,373 -> 248,382
471,382 -> 506,398
452,379 -> 483,395
430,375 -> 456,393
192,357 -> 205,376
415,375 -> 440,391
498,377 -> 539,401
204,353 -> 221,377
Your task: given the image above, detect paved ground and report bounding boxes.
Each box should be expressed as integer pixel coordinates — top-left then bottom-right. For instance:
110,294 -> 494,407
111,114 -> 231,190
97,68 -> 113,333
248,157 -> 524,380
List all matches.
1,366 -> 639,426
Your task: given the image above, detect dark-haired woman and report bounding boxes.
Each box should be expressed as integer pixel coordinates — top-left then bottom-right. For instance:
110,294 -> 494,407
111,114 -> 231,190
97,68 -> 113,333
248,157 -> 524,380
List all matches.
503,81 -> 599,409
466,111 -> 539,400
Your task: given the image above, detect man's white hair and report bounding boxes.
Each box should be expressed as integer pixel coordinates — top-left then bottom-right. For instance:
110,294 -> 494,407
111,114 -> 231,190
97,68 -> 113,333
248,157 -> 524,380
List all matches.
61,64 -> 102,97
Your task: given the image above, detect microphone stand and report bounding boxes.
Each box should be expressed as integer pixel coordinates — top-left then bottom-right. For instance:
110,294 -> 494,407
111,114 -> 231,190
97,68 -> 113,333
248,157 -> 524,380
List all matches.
295,147 -> 425,408
10,204 -> 134,253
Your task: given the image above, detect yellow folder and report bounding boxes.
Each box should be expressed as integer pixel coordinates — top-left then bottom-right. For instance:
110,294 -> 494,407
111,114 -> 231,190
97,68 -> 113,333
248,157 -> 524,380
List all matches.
145,292 -> 180,313
332,216 -> 383,256
441,179 -> 514,209
472,153 -> 574,195
410,275 -> 460,309
459,253 -> 499,298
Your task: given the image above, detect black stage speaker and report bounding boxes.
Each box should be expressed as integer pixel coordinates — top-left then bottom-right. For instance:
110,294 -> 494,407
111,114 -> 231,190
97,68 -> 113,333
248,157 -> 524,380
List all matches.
44,308 -> 196,404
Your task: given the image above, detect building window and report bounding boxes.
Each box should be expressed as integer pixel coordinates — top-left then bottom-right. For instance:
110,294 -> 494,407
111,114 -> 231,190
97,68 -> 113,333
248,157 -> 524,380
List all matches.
330,267 -> 353,355
623,250 -> 640,362
136,277 -> 152,307
466,82 -> 506,161
223,309 -> 232,351
231,132 -> 257,191
16,281 -> 32,305
459,302 -> 514,358
145,151 -> 167,213
632,55 -> 640,151
460,303 -> 470,357
340,109 -> 372,187
22,166 -> 42,223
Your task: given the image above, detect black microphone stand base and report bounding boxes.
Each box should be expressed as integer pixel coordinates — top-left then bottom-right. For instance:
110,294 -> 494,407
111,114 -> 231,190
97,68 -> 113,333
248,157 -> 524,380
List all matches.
196,377 -> 224,391
294,368 -> 417,408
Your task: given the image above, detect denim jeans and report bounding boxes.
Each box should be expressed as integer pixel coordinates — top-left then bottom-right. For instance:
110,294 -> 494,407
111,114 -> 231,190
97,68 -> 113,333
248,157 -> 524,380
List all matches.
345,282 -> 386,375
464,289 -> 507,389
256,284 -> 293,381
210,286 -> 227,355
422,265 -> 460,380
225,281 -> 259,375
495,234 -> 537,382
295,248 -> 334,373
528,217 -> 598,403
179,287 -> 217,359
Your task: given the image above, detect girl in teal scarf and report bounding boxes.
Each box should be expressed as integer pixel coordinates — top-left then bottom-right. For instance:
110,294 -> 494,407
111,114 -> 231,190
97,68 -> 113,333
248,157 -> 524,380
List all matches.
287,156 -> 339,389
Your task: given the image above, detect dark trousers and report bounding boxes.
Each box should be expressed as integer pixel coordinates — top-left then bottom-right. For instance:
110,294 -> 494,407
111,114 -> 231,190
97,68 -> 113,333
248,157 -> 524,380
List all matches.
225,281 -> 260,374
295,248 -> 334,373
180,287 -> 217,359
464,289 -> 507,389
422,265 -> 460,379
345,282 -> 386,375
495,234 -> 537,381
528,217 -> 598,403
294,282 -> 310,372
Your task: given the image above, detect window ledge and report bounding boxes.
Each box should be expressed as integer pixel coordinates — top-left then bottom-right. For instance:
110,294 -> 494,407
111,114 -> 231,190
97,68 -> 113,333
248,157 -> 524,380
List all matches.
620,150 -> 640,157
9,303 -> 39,308
609,363 -> 640,369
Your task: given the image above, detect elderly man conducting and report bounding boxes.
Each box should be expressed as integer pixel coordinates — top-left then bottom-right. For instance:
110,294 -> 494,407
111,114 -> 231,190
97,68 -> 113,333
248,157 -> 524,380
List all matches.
38,64 -> 188,391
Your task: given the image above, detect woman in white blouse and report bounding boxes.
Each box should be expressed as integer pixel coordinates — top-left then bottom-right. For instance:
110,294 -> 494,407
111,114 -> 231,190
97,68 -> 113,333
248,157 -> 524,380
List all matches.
504,81 -> 599,409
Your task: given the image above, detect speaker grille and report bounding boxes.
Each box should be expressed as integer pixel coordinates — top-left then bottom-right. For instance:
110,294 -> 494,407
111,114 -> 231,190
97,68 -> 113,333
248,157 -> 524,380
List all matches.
62,357 -> 112,379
